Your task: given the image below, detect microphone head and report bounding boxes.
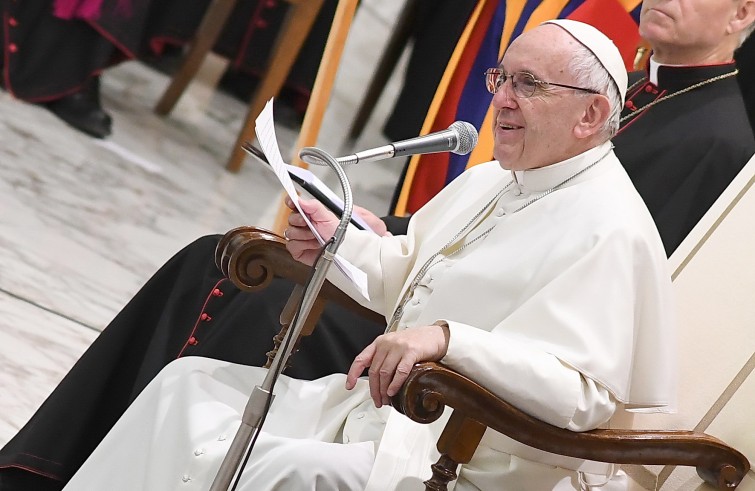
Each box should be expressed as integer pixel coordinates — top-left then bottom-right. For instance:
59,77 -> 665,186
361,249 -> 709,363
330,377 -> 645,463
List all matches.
449,121 -> 479,155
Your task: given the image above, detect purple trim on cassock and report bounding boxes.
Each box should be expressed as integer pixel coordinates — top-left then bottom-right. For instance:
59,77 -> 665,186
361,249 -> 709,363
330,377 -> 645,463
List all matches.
53,0 -> 131,21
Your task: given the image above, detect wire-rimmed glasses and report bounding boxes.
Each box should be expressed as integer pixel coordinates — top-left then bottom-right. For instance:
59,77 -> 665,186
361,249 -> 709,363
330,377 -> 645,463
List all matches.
484,68 -> 600,98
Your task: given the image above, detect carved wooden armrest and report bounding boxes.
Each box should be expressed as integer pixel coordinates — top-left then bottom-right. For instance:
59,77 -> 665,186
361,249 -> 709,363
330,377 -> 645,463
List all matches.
215,226 -> 383,366
215,226 -> 381,319
392,362 -> 749,491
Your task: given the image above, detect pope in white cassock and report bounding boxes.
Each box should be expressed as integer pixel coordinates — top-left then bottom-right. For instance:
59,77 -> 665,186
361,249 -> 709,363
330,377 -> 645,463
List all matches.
63,19 -> 676,491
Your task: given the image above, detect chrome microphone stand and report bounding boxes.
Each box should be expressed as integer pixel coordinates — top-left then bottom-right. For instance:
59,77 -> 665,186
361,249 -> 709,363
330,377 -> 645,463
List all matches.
210,146 -> 355,490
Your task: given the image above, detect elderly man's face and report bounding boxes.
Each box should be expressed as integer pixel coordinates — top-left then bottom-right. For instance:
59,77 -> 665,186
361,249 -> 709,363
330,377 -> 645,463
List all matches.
491,25 -> 596,171
640,0 -> 751,59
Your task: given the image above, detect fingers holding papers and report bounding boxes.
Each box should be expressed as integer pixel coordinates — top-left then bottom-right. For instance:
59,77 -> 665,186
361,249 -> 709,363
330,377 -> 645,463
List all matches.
285,198 -> 340,265
352,205 -> 391,237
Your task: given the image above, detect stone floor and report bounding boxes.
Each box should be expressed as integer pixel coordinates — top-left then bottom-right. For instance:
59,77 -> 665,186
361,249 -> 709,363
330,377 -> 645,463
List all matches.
0,0 -> 410,446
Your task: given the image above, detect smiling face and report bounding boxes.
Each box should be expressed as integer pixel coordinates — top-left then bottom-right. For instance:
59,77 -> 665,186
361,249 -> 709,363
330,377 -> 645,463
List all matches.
639,0 -> 754,63
491,25 -> 604,171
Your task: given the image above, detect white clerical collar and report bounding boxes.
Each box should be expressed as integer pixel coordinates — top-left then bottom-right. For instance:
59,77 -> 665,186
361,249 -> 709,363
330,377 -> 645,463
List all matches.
648,57 -> 687,85
510,141 -> 613,193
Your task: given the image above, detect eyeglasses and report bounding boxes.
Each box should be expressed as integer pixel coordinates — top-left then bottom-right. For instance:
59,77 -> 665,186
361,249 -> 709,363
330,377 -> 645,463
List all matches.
484,68 -> 601,98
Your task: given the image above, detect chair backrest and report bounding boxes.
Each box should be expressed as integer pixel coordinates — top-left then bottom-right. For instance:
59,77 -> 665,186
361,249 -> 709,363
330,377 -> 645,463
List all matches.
617,155 -> 755,490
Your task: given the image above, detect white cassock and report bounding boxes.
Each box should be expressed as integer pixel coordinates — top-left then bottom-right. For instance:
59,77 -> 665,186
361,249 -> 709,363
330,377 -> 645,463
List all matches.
64,142 -> 676,491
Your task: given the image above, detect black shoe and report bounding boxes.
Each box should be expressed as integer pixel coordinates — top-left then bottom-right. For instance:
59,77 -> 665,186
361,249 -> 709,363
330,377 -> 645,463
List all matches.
45,77 -> 112,139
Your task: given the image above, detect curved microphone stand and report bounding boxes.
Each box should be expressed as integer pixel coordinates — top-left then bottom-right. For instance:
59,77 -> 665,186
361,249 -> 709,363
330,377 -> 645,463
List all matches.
210,147 -> 354,490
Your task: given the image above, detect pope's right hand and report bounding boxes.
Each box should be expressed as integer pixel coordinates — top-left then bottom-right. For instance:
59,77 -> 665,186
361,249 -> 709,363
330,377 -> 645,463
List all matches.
284,198 -> 340,266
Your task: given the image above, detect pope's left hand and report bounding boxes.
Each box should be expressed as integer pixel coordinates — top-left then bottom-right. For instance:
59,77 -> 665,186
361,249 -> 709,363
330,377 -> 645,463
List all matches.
345,324 -> 450,407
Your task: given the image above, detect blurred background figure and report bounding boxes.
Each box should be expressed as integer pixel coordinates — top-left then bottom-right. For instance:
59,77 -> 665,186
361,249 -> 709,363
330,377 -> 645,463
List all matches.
1,0 -> 339,138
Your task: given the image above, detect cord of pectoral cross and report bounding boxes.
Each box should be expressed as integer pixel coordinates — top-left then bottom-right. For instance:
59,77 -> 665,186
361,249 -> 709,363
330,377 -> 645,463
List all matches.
620,70 -> 738,123
385,147 -> 611,333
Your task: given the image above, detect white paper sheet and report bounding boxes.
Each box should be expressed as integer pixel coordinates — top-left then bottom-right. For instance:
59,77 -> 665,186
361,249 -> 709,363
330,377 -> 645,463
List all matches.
254,99 -> 370,301
284,164 -> 376,233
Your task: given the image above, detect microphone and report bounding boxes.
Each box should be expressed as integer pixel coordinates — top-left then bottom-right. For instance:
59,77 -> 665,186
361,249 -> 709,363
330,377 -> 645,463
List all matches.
335,121 -> 478,165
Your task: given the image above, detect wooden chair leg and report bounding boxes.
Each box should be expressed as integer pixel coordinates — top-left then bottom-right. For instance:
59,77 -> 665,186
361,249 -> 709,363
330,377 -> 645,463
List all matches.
425,410 -> 486,491
154,0 -> 240,115
225,0 -> 326,172
264,284 -> 326,369
346,0 -> 418,143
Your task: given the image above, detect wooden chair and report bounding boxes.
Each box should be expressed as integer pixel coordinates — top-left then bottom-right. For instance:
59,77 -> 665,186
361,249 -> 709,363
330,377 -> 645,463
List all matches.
214,225 -> 750,491
154,0 -> 358,172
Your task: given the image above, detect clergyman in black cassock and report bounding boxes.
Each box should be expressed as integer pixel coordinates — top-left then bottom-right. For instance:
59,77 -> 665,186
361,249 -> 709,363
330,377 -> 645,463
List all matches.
614,62 -> 755,255
0,0 -> 339,136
